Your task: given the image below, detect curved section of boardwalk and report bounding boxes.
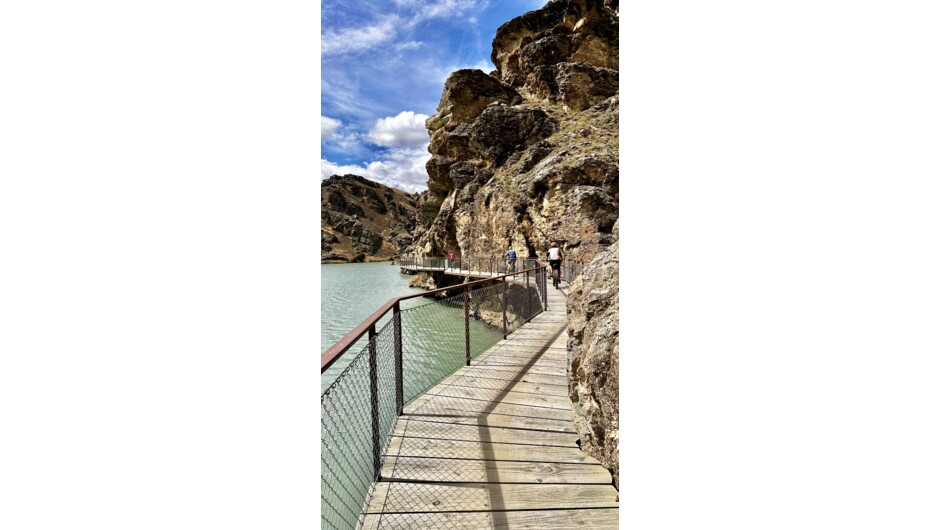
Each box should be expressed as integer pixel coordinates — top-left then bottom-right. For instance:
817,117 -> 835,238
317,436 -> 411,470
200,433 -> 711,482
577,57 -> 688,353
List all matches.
361,286 -> 619,529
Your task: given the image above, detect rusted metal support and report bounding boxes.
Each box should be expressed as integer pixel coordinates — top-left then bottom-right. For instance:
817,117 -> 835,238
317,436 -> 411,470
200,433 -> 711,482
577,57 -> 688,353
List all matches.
525,271 -> 531,320
501,278 -> 508,340
542,267 -> 548,311
393,301 -> 403,416
463,285 -> 471,366
368,324 -> 380,480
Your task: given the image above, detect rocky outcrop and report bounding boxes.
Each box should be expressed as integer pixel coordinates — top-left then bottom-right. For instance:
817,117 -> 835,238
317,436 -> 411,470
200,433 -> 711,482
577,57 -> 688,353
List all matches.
321,174 -> 419,263
407,0 -> 620,484
410,0 -> 619,265
567,221 -> 619,487
491,0 -> 618,107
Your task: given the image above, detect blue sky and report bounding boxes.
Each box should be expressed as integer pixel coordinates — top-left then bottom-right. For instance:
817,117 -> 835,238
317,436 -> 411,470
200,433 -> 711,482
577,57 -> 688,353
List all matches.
321,0 -> 548,192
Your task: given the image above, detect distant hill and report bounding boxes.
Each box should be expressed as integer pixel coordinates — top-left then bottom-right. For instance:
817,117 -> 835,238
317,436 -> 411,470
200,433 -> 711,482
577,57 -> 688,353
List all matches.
320,174 -> 419,263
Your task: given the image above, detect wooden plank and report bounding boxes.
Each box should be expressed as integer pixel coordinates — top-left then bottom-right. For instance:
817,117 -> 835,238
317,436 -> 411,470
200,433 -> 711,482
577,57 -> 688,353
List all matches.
445,374 -> 569,394
478,342 -> 567,354
477,348 -> 568,362
385,436 -> 595,464
366,482 -> 619,513
445,373 -> 568,393
473,357 -> 569,370
480,343 -> 566,354
398,412 -> 576,433
392,418 -> 579,447
475,352 -> 567,364
380,456 -> 612,484
471,361 -> 567,376
489,337 -> 565,346
473,356 -> 568,370
361,508 -> 619,530
429,364 -> 568,391
450,367 -> 569,386
427,384 -> 574,410
405,395 -> 574,422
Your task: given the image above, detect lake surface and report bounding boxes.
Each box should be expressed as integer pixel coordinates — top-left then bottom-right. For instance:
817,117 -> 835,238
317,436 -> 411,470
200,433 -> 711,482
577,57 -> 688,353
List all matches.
321,262 -> 421,353
321,262 -> 422,387
320,262 -> 504,391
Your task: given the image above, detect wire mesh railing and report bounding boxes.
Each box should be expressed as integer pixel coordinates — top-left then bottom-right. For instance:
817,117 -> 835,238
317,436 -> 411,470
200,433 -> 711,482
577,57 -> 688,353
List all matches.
320,265 -> 548,530
561,259 -> 584,284
399,254 -> 583,285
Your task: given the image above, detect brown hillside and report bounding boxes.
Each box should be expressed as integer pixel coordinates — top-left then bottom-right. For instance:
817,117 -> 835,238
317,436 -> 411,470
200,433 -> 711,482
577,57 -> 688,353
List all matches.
320,174 -> 419,263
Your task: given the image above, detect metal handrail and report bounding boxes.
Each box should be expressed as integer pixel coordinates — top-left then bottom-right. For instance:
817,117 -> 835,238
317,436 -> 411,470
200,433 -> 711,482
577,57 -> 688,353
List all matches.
321,262 -> 545,374
321,260 -> 549,529
398,254 -> 585,283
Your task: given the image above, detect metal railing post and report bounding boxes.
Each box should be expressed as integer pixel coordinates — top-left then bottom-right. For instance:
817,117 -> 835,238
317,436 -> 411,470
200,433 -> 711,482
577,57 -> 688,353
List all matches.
368,324 -> 380,480
501,278 -> 508,340
463,285 -> 471,366
525,271 -> 531,320
543,267 -> 548,311
393,301 -> 403,416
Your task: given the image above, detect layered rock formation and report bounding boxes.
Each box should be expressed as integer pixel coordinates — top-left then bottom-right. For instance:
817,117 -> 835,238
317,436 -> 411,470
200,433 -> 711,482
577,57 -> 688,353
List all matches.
407,0 -> 620,484
411,0 -> 619,266
567,221 -> 619,487
321,175 -> 419,263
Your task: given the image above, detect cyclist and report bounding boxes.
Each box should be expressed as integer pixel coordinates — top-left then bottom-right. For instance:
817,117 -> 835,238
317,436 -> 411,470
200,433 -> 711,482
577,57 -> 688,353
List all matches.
547,242 -> 563,288
507,246 -> 517,273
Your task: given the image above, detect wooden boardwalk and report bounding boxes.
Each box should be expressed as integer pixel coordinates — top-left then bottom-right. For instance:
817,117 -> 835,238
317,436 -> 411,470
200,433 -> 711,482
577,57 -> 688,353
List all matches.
361,286 -> 619,529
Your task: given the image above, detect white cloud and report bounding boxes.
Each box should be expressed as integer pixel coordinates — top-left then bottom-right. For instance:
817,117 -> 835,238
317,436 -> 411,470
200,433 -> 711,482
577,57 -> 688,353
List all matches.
321,148 -> 431,193
394,40 -> 423,51
367,111 -> 430,149
321,116 -> 342,141
322,16 -> 398,56
320,115 -> 362,149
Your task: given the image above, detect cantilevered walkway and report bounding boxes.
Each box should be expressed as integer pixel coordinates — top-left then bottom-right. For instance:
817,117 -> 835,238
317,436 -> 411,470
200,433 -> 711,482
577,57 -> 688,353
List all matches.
360,284 -> 619,529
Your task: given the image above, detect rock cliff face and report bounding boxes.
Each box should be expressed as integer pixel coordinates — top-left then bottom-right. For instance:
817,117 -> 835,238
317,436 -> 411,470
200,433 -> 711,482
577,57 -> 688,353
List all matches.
321,174 -> 419,263
409,0 -> 620,484
411,0 -> 619,266
567,221 -> 619,487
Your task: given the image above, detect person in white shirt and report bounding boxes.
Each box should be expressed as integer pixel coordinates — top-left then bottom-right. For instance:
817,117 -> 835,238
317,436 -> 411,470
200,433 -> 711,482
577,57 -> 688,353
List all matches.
547,242 -> 563,287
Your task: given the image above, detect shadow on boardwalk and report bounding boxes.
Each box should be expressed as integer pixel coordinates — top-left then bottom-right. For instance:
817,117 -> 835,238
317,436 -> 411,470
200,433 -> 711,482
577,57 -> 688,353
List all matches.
360,286 -> 619,529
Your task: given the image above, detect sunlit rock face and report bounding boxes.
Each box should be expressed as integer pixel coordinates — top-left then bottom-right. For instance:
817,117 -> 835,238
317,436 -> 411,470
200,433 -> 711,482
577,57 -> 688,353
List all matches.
411,0 -> 619,264
567,220 -> 619,487
407,0 -> 620,484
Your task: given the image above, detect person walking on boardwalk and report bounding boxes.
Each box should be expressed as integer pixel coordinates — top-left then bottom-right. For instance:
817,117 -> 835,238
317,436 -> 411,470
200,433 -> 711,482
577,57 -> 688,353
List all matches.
507,246 -> 517,274
547,242 -> 563,288
448,251 -> 456,270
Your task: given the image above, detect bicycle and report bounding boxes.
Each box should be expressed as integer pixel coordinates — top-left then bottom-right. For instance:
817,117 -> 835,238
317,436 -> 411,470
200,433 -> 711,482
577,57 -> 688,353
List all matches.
551,263 -> 560,289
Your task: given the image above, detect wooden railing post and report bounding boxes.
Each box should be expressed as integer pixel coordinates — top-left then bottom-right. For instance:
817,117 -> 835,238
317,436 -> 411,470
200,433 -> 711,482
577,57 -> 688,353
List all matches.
393,302 -> 403,416
463,285 -> 471,366
368,324 -> 380,480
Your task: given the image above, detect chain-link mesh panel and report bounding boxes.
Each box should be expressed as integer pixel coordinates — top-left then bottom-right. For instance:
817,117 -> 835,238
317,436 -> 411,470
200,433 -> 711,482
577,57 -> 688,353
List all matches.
321,318 -> 398,530
561,260 -> 583,284
321,267 -> 549,530
398,255 -> 558,281
397,278 -> 545,404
